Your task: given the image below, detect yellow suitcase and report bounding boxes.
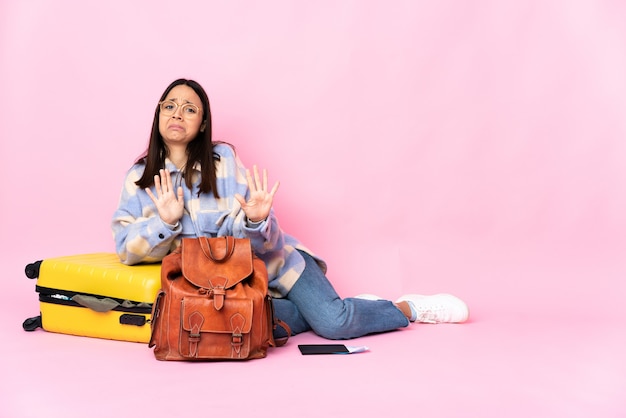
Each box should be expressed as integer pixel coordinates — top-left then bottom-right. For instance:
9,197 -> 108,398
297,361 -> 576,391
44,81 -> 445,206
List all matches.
23,253 -> 161,343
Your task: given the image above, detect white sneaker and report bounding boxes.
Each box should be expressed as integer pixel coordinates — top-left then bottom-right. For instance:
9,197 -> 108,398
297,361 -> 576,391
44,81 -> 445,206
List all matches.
353,294 -> 384,300
396,294 -> 469,323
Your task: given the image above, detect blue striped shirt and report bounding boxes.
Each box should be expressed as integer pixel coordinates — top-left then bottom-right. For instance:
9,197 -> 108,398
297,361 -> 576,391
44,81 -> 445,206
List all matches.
111,143 -> 325,297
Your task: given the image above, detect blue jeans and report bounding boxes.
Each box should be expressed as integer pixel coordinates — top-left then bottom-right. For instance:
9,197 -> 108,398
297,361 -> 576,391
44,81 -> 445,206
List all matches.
272,251 -> 409,340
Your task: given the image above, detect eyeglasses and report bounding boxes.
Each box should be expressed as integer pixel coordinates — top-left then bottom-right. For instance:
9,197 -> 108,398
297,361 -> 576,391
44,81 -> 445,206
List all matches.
159,100 -> 202,118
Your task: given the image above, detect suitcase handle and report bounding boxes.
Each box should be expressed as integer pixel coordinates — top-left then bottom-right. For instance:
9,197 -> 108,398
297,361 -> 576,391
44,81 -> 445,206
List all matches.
119,314 -> 147,326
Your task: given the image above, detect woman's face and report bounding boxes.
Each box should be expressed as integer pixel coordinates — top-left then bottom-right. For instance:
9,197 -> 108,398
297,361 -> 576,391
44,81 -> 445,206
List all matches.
158,84 -> 204,148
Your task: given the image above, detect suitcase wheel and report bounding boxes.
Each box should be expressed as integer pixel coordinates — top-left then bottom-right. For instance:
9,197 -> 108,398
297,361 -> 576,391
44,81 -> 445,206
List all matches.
23,316 -> 42,331
25,261 -> 42,279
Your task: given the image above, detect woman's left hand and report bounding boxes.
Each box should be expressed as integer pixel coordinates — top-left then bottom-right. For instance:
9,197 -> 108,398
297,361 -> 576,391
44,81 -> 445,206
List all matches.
235,165 -> 280,223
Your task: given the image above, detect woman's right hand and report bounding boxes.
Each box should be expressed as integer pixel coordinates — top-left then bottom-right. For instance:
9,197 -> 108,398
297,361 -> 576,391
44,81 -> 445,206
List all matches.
145,169 -> 184,225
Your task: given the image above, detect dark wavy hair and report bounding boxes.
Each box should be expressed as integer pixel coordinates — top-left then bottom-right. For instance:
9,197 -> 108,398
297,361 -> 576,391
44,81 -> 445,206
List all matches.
134,78 -> 222,197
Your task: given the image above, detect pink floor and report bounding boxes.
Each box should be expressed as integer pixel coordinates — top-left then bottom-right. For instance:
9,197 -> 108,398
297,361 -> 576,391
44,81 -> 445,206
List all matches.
3,252 -> 625,418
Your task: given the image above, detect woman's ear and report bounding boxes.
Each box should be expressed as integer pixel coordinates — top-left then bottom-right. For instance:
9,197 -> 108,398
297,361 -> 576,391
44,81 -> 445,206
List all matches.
200,121 -> 206,132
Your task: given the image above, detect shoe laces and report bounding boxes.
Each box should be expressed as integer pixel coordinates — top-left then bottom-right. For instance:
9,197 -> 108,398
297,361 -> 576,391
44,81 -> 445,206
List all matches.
414,304 -> 452,323
416,311 -> 442,324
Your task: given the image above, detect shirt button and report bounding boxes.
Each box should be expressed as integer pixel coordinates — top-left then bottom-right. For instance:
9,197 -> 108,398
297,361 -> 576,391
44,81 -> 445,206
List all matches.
158,233 -> 165,239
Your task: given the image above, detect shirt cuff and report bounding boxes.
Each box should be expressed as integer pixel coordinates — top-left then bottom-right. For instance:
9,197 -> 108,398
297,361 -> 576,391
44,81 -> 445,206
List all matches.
162,220 -> 181,230
245,218 -> 265,228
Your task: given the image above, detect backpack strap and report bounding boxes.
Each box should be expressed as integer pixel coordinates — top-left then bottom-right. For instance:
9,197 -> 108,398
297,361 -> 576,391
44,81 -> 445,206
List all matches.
272,317 -> 291,347
266,295 -> 291,347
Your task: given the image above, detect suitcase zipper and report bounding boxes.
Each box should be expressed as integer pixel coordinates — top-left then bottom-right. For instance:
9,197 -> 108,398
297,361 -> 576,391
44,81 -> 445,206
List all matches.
36,286 -> 153,314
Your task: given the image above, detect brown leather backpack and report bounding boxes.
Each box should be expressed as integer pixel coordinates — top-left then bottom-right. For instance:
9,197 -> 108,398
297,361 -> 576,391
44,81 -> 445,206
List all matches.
149,236 -> 288,361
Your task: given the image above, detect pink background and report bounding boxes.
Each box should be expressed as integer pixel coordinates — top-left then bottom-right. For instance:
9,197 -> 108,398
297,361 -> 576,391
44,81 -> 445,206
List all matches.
1,1 -> 625,417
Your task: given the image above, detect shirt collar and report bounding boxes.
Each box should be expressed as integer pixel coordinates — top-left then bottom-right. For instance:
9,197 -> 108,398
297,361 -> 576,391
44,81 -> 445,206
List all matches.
164,158 -> 202,173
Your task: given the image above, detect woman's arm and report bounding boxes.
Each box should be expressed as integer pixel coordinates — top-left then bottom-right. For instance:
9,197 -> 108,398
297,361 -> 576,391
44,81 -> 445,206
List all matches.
214,145 -> 286,257
111,166 -> 181,265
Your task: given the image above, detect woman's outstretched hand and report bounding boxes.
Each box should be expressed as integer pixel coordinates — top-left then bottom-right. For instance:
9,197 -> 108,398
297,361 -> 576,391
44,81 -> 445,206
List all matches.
235,165 -> 280,223
145,169 -> 184,226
